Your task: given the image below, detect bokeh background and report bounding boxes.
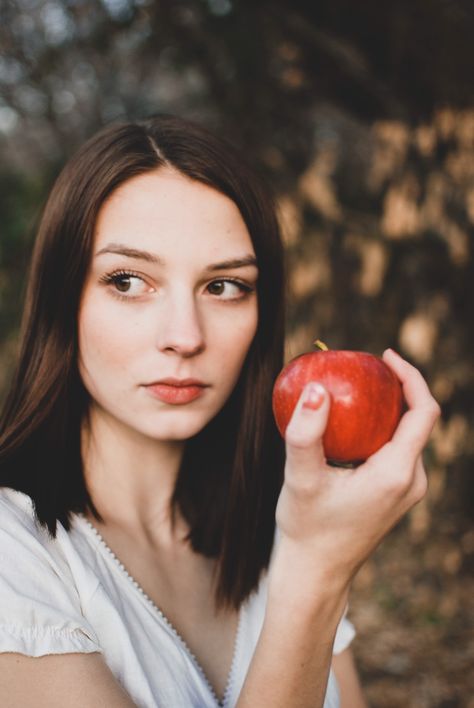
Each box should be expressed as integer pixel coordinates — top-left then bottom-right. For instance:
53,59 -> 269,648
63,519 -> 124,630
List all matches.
1,1 -> 473,705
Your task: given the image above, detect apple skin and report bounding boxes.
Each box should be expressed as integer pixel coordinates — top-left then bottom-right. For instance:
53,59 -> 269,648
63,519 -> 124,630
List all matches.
272,350 -> 404,464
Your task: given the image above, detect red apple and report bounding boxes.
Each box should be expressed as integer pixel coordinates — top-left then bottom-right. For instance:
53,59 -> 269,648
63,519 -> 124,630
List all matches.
272,342 -> 404,464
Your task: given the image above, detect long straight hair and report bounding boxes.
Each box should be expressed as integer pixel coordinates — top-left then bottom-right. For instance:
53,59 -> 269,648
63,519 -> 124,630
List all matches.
0,114 -> 286,609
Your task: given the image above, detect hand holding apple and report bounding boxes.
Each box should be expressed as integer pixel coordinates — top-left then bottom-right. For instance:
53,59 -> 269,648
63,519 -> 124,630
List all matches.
269,348 -> 441,596
272,341 -> 404,464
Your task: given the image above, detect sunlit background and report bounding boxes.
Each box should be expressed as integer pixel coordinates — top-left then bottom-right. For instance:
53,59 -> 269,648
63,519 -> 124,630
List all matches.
1,1 -> 473,705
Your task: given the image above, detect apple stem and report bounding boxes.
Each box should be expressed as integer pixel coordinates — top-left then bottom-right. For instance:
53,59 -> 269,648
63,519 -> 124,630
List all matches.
314,339 -> 329,351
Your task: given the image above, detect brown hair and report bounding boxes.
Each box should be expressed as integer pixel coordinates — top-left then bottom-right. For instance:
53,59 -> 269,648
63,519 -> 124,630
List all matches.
0,114 -> 286,608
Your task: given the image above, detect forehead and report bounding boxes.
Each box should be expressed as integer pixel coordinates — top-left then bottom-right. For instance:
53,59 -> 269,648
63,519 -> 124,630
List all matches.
93,168 -> 254,258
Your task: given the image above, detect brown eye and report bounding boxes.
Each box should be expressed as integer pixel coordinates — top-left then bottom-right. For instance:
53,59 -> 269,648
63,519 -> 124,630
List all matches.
206,279 -> 254,300
114,275 -> 132,292
208,281 -> 225,295
100,270 -> 153,299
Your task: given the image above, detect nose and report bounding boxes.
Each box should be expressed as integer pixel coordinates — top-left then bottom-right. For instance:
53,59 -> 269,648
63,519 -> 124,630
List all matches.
155,289 -> 205,357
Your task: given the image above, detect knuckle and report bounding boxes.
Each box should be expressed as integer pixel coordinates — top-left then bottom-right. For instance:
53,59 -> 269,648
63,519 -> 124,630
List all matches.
419,401 -> 441,429
284,474 -> 319,500
411,474 -> 428,504
382,468 -> 413,497
285,426 -> 314,450
429,400 -> 442,421
411,460 -> 428,503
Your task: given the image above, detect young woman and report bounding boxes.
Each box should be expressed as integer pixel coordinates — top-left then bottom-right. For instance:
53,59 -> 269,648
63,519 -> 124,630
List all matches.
0,115 -> 440,707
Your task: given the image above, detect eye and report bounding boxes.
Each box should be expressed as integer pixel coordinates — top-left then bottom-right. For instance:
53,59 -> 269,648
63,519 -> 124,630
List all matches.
206,278 -> 254,300
100,270 -> 153,299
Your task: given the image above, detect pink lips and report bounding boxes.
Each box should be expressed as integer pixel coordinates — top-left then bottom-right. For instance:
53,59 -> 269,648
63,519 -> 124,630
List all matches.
144,378 -> 209,405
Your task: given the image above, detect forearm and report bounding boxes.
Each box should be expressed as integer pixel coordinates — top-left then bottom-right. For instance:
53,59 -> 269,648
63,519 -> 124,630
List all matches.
236,541 -> 350,708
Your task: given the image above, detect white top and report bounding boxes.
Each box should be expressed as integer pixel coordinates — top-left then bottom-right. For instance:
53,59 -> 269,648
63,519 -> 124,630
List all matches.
0,487 -> 355,707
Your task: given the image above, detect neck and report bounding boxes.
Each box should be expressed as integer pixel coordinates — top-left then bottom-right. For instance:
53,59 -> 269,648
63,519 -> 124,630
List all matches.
81,403 -> 188,543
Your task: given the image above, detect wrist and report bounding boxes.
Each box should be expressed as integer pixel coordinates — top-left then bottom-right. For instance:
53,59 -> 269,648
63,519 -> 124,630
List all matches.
268,536 -> 351,617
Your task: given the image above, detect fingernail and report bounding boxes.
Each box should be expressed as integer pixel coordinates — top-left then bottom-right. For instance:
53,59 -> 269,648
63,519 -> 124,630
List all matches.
302,382 -> 325,410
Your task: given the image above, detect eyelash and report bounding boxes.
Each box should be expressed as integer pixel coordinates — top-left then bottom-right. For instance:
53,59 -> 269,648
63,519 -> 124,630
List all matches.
99,269 -> 255,303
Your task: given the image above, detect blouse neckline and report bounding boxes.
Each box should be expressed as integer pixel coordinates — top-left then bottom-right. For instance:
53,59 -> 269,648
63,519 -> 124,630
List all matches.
75,513 -> 243,708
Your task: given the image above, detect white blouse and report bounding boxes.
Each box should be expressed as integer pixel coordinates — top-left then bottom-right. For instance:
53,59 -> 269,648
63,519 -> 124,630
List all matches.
0,487 -> 355,707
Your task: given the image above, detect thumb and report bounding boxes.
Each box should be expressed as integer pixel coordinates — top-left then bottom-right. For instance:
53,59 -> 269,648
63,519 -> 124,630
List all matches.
284,382 -> 330,476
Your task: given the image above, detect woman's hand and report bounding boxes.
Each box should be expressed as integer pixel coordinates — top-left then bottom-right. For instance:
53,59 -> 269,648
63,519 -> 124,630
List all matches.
239,353 -> 438,708
274,349 -> 441,588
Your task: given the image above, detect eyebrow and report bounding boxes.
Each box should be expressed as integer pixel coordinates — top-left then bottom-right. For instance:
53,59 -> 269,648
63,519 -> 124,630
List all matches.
95,244 -> 258,271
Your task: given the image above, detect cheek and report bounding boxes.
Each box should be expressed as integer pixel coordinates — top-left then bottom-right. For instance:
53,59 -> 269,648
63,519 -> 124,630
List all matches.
77,299 -> 141,384
216,307 -> 258,374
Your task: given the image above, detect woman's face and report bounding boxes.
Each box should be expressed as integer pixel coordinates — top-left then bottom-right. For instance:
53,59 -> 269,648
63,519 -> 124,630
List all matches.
78,168 -> 259,442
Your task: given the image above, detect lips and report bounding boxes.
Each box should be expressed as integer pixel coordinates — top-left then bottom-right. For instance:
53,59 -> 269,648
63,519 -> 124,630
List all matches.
149,378 -> 208,387
144,378 -> 209,405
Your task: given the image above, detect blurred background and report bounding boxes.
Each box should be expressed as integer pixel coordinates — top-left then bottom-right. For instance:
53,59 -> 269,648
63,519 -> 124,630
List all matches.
0,0 -> 473,705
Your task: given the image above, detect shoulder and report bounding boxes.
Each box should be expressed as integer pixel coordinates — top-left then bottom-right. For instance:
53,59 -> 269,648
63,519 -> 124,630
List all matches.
0,486 -> 46,548
0,486 -> 101,657
0,486 -> 75,599
0,487 -> 67,566
0,486 -> 99,595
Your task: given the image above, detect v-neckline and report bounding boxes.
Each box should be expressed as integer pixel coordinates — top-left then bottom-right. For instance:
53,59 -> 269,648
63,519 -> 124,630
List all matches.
76,514 -> 243,707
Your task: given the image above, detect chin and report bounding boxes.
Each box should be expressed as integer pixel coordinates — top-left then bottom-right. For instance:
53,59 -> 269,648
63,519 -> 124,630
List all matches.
139,416 -> 214,442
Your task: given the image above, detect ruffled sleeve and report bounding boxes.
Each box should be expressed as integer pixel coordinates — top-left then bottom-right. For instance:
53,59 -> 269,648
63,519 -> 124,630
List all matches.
0,489 -> 102,657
